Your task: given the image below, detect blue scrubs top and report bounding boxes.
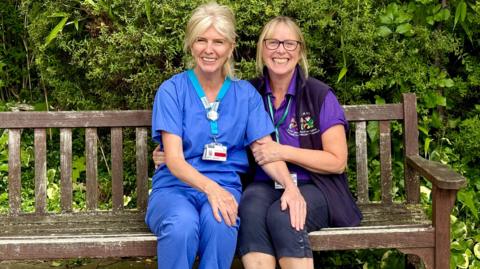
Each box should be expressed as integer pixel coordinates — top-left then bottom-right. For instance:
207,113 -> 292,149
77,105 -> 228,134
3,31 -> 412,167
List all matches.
152,71 -> 274,191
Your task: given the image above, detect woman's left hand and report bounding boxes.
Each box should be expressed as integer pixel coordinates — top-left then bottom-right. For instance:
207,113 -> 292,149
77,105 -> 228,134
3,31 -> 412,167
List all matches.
281,185 -> 307,231
251,139 -> 284,165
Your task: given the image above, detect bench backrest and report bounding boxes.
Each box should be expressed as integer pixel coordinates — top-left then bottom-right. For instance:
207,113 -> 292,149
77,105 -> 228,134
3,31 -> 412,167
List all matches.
0,93 -> 419,216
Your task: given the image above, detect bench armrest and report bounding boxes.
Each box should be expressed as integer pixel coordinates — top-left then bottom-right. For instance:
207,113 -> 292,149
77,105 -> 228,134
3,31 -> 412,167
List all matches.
406,155 -> 467,190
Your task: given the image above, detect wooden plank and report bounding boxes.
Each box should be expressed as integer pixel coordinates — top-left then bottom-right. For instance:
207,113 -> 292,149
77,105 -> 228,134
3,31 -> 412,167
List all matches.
406,155 -> 466,190
379,121 -> 392,204
60,128 -> 73,212
403,93 -> 420,203
432,186 -> 458,269
0,234 -> 156,260
0,111 -> 151,128
0,211 -> 149,236
8,129 -> 21,215
85,128 -> 98,210
355,121 -> 369,203
309,227 -> 434,251
344,104 -> 404,121
136,128 -> 148,211
111,128 -> 124,212
34,129 -> 47,214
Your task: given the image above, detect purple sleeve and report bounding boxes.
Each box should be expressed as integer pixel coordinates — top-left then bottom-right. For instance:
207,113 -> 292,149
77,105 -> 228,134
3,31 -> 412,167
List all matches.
319,90 -> 348,134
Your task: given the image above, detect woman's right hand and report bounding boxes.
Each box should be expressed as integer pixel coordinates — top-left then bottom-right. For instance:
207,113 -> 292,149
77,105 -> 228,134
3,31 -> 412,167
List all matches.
152,145 -> 165,169
204,181 -> 238,227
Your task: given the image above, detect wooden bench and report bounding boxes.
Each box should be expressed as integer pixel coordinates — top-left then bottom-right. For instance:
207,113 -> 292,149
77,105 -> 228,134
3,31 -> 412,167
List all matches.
0,93 -> 466,269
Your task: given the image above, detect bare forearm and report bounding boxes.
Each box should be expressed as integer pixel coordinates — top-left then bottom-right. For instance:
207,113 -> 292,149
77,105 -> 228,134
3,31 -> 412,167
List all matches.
281,145 -> 346,174
166,157 -> 214,193
260,161 -> 296,188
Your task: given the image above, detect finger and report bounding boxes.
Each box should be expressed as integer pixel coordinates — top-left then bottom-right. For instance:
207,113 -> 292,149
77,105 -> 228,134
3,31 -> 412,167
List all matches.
219,205 -> 232,226
281,198 -> 287,211
301,202 -> 307,230
296,201 -> 302,231
290,202 -> 299,230
210,202 -> 222,223
224,198 -> 237,226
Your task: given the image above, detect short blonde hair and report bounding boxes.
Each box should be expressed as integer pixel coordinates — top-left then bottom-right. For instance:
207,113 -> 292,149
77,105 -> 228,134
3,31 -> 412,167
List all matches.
256,16 -> 309,78
184,2 -> 236,78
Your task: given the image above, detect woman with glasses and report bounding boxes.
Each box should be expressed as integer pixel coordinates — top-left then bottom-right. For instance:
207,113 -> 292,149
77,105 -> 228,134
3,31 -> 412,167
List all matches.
146,6 -> 306,269
237,16 -> 362,269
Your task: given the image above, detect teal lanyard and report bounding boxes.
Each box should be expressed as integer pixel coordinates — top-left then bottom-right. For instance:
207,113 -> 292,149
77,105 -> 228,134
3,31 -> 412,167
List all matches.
187,69 -> 231,137
267,94 -> 292,143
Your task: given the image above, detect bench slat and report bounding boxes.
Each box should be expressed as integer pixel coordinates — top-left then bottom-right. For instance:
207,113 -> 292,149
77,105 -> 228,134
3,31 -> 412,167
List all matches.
111,128 -> 124,212
136,128 -> 148,211
309,226 -> 434,251
34,129 -> 47,214
403,93 -> 420,203
379,121 -> 392,204
86,128 -> 98,210
8,129 -> 22,215
355,121 -> 369,203
0,233 -> 156,260
0,111 -> 151,128
344,104 -> 403,121
60,128 -> 73,212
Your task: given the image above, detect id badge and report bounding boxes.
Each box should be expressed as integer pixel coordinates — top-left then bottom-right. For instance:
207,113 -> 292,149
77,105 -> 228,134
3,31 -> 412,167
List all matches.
202,142 -> 227,162
275,173 -> 298,189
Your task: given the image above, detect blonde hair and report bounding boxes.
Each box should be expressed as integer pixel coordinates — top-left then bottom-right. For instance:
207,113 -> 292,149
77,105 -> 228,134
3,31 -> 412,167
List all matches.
256,16 -> 309,78
184,2 -> 236,78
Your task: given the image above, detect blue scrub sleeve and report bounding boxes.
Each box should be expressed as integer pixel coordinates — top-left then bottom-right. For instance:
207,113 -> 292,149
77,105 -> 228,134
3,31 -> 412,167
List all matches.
152,81 -> 183,144
244,87 -> 274,146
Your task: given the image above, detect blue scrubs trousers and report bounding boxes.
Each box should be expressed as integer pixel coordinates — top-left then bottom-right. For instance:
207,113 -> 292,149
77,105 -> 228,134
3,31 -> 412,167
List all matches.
145,186 -> 241,269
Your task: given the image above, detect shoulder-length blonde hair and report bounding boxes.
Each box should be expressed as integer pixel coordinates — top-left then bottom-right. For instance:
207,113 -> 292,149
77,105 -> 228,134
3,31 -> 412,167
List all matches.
184,2 -> 236,78
256,16 -> 309,78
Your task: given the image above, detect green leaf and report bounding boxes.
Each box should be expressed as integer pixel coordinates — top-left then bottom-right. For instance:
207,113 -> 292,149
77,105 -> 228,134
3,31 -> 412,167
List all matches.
50,261 -> 62,267
451,252 -> 469,269
434,9 -> 451,22
454,1 -> 467,30
395,23 -> 413,34
337,66 -> 348,83
424,137 -> 431,156
44,16 -> 69,47
458,190 -> 478,220
474,243 -> 480,259
48,12 -> 69,18
418,125 -> 429,135
74,19 -> 79,31
451,218 -> 467,239
367,121 -> 379,142
377,26 -> 392,37
379,14 -> 394,25
145,0 -> 152,24
374,95 -> 385,105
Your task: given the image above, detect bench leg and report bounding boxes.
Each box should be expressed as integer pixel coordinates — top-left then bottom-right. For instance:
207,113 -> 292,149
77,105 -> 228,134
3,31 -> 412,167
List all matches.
399,248 -> 434,269
432,187 -> 457,269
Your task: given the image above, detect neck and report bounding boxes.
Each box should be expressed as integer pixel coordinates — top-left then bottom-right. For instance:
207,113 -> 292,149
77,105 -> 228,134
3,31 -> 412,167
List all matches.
194,67 -> 225,102
268,69 -> 295,107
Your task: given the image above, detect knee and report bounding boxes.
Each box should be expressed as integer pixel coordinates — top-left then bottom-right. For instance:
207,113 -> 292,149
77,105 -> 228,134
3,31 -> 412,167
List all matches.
151,214 -> 200,241
266,205 -> 291,233
239,183 -> 271,218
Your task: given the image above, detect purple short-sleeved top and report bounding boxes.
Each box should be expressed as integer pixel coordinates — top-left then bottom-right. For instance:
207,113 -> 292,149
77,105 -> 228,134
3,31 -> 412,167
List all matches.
254,72 -> 348,183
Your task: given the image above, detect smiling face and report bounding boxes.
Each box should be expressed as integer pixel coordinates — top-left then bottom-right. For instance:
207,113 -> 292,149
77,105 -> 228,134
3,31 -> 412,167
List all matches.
262,22 -> 301,79
191,26 -> 234,78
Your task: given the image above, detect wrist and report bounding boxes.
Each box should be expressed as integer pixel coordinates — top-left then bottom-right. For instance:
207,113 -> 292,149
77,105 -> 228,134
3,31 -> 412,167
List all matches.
200,179 -> 216,194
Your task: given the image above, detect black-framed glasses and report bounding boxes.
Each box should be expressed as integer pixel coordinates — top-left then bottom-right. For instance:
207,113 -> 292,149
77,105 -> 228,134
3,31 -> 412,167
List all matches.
264,39 -> 301,51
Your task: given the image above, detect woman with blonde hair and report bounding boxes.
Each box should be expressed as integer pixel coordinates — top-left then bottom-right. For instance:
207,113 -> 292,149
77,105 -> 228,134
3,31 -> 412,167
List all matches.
146,5 -> 306,269
238,16 -> 361,269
